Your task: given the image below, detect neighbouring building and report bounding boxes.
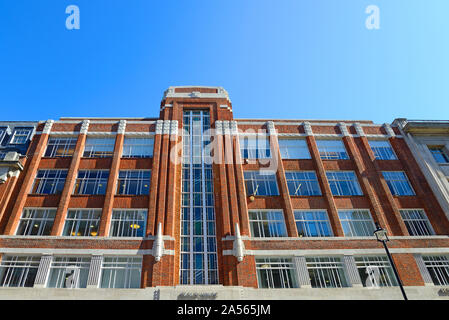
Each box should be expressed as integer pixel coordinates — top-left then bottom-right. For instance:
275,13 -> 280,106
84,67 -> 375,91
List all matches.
394,119 -> 449,222
0,87 -> 448,300
0,122 -> 37,233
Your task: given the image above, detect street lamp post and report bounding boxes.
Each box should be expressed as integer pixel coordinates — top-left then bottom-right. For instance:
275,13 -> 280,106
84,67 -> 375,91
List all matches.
373,222 -> 408,300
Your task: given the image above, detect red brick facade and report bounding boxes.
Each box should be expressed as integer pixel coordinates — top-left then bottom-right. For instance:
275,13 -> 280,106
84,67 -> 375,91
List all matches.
0,86 -> 448,291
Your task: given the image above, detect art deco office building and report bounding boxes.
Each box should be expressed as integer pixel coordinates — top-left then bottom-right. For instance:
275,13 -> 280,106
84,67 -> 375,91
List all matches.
0,87 -> 448,299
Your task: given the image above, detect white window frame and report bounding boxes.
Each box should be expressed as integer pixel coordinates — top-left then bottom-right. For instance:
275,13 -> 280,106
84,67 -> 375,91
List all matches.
0,255 -> 41,287
99,256 -> 142,289
62,209 -> 102,237
338,209 -> 376,237
239,135 -> 271,159
316,139 -> 349,160
285,171 -> 321,196
10,128 -> 32,144
422,255 -> 449,286
382,171 -> 415,196
400,209 -> 435,236
109,209 -> 147,237
16,208 -> 56,236
31,169 -> 67,195
294,210 -> 333,237
46,256 -> 91,289
249,210 -> 288,238
44,137 -> 78,157
354,255 -> 398,287
326,171 -> 363,196
256,257 -> 298,288
306,256 -> 349,288
278,138 -> 311,159
122,137 -> 154,158
368,140 -> 397,160
244,171 -> 279,196
116,170 -> 151,195
83,137 -> 116,158
73,170 -> 109,195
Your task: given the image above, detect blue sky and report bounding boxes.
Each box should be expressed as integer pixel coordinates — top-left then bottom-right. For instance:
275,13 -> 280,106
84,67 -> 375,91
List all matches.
0,0 -> 448,123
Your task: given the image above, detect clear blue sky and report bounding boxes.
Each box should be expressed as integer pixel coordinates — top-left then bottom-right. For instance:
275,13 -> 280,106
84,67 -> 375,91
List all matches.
0,0 -> 448,123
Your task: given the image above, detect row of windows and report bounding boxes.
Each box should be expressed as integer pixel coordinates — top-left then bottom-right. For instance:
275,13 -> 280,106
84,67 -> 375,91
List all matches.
249,209 -> 435,238
245,170 -> 415,196
16,207 -> 434,239
16,208 -> 147,237
42,135 -> 449,165
0,255 -> 142,289
31,169 -> 151,196
2,253 -> 447,289
0,127 -> 33,145
44,137 -> 154,158
240,138 -> 398,161
256,254 -> 449,289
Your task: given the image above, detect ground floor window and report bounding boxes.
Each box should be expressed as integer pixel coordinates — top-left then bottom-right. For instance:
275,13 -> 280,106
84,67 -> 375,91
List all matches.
422,255 -> 449,286
354,256 -> 398,287
100,256 -> 142,289
0,256 -> 40,287
256,257 -> 298,288
47,256 -> 91,288
306,256 -> 348,288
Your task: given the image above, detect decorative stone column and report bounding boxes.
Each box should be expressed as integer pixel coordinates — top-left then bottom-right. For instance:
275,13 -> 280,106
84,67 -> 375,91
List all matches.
87,255 -> 104,288
343,255 -> 362,287
293,256 -> 311,288
33,255 -> 53,288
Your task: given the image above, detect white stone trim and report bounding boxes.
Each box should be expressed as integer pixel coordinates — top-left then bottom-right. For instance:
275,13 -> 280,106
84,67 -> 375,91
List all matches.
42,120 -> 54,134
80,120 -> 90,134
223,247 -> 449,256
0,248 -> 175,256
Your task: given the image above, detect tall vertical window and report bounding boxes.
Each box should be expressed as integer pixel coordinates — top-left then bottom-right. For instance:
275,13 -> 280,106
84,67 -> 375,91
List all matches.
10,128 -> 32,144
306,257 -> 348,288
326,171 -> 363,196
382,171 -> 415,196
100,257 -> 142,289
109,209 -> 147,237
0,256 -> 41,287
400,209 -> 434,236
338,209 -> 375,237
44,137 -> 77,157
31,169 -> 67,194
62,209 -> 102,237
116,170 -> 151,195
73,170 -> 109,195
294,210 -> 332,237
47,257 -> 91,288
278,139 -> 311,159
316,140 -> 349,160
16,208 -> 56,236
122,138 -> 154,158
422,255 -> 449,286
428,146 -> 449,164
239,136 -> 271,159
369,140 -> 397,160
256,258 -> 298,288
83,137 -> 115,158
285,171 -> 321,196
244,171 -> 279,196
355,256 -> 398,287
180,110 -> 218,285
249,210 -> 287,238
